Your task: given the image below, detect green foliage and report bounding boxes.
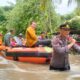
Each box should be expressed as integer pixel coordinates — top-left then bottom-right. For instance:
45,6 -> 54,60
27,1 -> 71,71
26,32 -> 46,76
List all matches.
0,5 -> 14,35
69,18 -> 80,30
75,8 -> 80,16
0,7 -> 6,23
6,0 -> 60,35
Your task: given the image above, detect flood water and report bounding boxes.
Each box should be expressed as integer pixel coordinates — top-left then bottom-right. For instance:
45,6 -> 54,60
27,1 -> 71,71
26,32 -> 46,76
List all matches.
0,54 -> 80,80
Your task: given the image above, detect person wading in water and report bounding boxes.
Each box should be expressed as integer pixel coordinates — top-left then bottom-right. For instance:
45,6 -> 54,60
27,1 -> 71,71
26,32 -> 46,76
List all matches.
50,23 -> 80,71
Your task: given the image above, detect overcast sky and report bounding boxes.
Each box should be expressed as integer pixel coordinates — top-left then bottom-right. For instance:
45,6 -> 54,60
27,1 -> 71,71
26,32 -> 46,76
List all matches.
0,0 -> 77,15
53,0 -> 77,15
0,0 -> 16,6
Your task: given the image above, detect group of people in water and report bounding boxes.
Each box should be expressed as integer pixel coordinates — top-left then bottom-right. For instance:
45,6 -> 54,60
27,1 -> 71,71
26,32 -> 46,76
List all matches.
0,21 -> 80,71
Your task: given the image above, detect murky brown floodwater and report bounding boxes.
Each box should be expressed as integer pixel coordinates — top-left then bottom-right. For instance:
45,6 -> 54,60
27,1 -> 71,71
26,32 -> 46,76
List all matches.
0,54 -> 80,80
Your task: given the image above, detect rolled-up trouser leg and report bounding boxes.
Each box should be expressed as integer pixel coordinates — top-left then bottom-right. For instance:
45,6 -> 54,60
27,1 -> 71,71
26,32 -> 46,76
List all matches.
49,65 -> 70,71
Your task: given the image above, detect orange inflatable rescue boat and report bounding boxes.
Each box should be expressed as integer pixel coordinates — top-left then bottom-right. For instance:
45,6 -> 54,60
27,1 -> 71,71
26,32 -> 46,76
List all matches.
6,47 -> 52,64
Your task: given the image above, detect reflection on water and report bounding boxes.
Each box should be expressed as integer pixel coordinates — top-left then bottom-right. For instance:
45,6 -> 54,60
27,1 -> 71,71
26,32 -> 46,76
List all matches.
0,54 -> 80,80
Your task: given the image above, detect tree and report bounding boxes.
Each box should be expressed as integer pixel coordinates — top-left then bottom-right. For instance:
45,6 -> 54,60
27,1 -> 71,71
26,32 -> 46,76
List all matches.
0,5 -> 14,34
6,0 -> 61,35
0,8 -> 6,23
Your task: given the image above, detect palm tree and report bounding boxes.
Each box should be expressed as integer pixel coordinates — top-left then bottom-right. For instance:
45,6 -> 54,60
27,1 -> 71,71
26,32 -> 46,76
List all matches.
53,0 -> 80,7
39,0 -> 60,33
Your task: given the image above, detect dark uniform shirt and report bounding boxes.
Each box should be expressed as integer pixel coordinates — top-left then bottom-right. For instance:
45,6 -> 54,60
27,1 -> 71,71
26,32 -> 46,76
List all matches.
50,35 -> 80,71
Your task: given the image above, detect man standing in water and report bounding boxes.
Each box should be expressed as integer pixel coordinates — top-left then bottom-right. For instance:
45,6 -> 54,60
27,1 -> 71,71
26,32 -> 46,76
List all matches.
50,23 -> 80,71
